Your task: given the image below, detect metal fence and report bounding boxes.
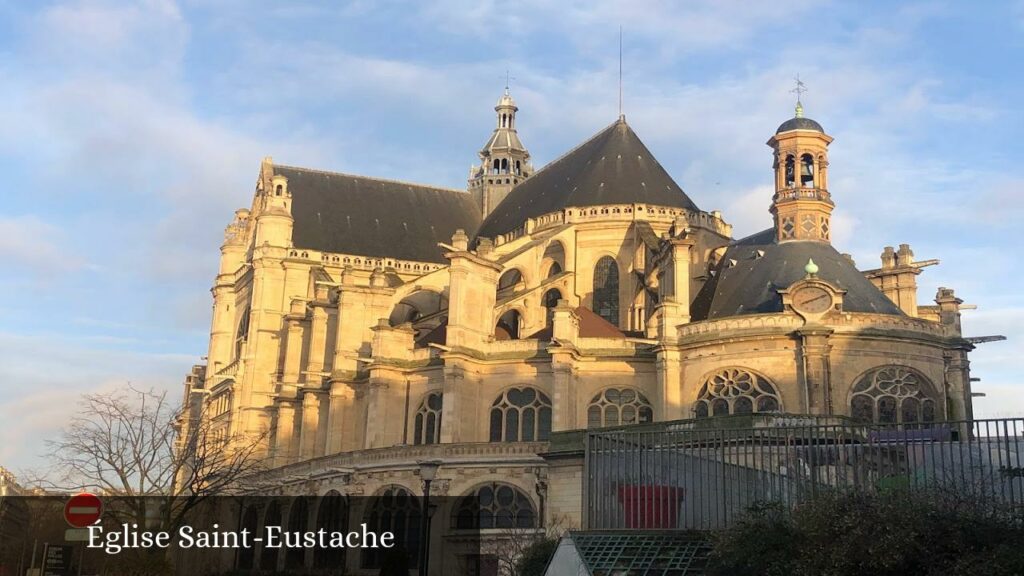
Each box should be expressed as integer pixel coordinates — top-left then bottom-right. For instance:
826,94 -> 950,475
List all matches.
584,415 -> 1024,530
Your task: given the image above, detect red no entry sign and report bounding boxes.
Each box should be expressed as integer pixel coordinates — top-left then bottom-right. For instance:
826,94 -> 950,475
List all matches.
64,493 -> 102,528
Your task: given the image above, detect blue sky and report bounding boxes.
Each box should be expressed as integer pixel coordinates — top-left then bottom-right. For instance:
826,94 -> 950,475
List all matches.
1,0 -> 1022,473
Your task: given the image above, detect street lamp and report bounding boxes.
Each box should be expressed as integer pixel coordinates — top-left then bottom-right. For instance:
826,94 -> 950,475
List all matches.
417,460 -> 441,576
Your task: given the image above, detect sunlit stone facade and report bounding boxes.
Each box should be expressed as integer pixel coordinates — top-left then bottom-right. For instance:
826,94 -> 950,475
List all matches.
180,91 -> 977,573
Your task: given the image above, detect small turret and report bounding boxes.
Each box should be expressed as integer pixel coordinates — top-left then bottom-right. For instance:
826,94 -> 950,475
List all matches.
767,81 -> 835,244
253,158 -> 294,248
469,87 -> 534,218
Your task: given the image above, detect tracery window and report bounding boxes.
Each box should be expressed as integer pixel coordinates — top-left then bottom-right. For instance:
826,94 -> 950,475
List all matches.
414,392 -> 442,445
693,368 -> 782,418
453,483 -> 537,529
285,497 -> 310,569
314,491 -> 347,569
593,256 -> 620,327
362,486 -> 421,569
849,366 -> 938,425
489,387 -> 552,442
260,501 -> 282,570
587,388 -> 654,428
237,506 -> 258,569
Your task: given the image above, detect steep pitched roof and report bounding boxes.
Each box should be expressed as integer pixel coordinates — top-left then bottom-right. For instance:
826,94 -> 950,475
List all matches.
690,228 -> 903,320
276,165 -> 481,264
477,118 -> 700,238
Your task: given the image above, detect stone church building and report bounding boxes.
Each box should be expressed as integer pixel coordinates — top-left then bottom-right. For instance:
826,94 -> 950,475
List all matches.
180,89 -> 978,572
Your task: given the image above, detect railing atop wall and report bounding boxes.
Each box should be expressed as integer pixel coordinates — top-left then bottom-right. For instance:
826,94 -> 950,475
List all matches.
585,415 -> 1024,530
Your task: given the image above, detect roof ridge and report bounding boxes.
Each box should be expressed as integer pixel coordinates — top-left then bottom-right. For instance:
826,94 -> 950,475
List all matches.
274,164 -> 469,195
521,117 -> 622,182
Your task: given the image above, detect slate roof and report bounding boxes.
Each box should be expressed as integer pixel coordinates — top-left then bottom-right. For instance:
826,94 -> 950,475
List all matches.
776,116 -> 825,134
477,118 -> 700,239
276,165 -> 481,264
690,228 -> 903,320
482,128 -> 526,152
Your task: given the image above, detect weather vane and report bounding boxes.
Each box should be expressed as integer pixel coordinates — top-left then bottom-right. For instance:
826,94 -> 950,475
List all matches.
791,74 -> 807,105
502,70 -> 516,93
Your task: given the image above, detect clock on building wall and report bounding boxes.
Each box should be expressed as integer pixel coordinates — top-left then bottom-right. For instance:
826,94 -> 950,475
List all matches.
778,261 -> 846,321
791,285 -> 834,315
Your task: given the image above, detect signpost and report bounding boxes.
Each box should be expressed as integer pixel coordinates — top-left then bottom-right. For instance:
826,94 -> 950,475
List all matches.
63,494 -> 102,528
61,493 -> 102,576
40,544 -> 73,576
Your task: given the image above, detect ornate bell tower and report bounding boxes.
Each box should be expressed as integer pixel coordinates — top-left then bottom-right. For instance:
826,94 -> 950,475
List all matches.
469,86 -> 533,218
767,87 -> 834,243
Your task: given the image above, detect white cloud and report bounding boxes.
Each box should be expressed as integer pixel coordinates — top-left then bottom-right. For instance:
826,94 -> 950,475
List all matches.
0,215 -> 89,278
0,331 -> 193,471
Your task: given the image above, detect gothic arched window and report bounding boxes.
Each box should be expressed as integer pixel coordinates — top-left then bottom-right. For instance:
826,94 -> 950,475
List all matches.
693,368 -> 782,418
587,388 -> 654,428
285,497 -> 310,569
489,387 -> 552,442
314,491 -> 347,569
362,486 -> 421,569
593,256 -> 620,327
261,501 -> 282,570
238,506 -> 258,569
849,366 -> 938,425
453,483 -> 537,529
414,392 -> 442,445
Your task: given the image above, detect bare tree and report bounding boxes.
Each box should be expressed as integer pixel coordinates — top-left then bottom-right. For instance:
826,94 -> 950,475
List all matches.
491,513 -> 574,576
38,383 -> 267,531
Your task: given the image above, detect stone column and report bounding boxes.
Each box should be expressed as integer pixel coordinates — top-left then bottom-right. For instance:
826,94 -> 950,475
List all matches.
282,317 -> 304,384
943,349 -> 973,421
363,381 -> 388,449
273,397 -> 296,466
298,391 -> 320,460
670,239 -> 692,322
440,364 -> 465,444
551,359 -> 577,432
656,348 -> 684,421
325,382 -> 353,454
306,306 -> 329,381
796,328 -> 833,414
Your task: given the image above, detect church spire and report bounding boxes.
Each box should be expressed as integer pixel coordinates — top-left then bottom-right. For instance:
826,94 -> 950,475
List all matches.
767,82 -> 834,243
469,86 -> 533,218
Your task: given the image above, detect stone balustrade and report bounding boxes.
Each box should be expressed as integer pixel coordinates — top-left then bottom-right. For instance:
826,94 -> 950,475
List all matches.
260,441 -> 549,483
493,203 -> 732,246
676,311 -> 954,340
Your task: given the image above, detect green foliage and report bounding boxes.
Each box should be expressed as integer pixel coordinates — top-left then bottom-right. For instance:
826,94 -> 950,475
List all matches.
514,537 -> 559,576
707,491 -> 1024,576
